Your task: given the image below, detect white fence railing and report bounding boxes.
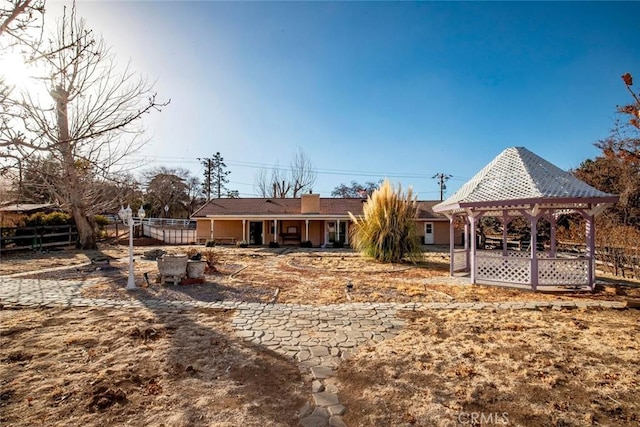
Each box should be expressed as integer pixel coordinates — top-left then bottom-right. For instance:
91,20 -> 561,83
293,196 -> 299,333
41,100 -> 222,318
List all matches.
476,253 -> 531,284
143,225 -> 197,244
143,218 -> 195,228
538,258 -> 589,286
476,250 -> 589,286
453,249 -> 467,272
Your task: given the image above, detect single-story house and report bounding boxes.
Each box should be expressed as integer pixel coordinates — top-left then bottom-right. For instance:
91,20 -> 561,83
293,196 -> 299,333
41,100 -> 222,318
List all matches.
0,203 -> 60,227
191,193 -> 459,247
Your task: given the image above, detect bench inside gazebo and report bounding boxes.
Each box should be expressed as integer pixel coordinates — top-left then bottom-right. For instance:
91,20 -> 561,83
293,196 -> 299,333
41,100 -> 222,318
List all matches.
433,147 -> 618,291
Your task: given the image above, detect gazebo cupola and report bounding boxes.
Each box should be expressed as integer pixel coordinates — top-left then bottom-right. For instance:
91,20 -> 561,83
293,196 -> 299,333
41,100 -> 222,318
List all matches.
433,147 -> 618,291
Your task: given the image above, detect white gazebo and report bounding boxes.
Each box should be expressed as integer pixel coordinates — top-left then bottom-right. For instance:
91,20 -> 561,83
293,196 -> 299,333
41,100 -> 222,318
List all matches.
433,147 -> 618,291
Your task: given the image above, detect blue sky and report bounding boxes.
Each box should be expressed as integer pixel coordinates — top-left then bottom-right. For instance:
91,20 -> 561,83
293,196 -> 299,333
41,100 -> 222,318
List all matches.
50,1 -> 639,198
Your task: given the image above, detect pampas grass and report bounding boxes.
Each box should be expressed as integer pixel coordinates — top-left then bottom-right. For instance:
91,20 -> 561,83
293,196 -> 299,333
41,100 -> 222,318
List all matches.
349,179 -> 422,263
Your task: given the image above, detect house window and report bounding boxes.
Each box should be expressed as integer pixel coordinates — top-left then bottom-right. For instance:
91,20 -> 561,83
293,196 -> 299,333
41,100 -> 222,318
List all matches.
425,223 -> 433,234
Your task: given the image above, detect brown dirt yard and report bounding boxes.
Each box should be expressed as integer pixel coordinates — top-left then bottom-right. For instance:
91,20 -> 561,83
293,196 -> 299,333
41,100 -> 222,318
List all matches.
2,243 -> 640,426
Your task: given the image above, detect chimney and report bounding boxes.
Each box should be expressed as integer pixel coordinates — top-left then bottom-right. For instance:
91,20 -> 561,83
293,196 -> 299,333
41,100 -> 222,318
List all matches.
301,193 -> 320,214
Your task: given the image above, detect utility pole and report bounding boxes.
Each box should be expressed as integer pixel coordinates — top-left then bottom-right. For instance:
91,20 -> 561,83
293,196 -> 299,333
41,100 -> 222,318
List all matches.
432,173 -> 452,201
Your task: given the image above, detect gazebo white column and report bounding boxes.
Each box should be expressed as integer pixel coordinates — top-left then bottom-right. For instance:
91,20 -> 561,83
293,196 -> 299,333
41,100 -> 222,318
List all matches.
464,221 -> 470,271
524,206 -> 541,291
501,211 -> 510,256
445,213 -> 455,276
467,210 -> 482,283
548,213 -> 557,257
585,213 -> 595,288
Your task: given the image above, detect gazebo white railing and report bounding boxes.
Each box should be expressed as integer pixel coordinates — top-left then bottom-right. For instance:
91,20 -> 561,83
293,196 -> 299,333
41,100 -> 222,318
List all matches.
434,147 -> 618,291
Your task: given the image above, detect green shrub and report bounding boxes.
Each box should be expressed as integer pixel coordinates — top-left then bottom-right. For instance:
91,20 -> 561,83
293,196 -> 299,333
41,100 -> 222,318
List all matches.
24,211 -> 73,226
94,215 -> 110,227
236,240 -> 248,248
349,179 -> 422,263
205,240 -> 216,247
300,240 -> 313,248
332,240 -> 345,249
268,241 -> 280,249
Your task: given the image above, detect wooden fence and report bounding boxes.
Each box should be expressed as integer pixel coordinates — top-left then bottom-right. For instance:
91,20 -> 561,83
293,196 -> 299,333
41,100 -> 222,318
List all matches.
0,224 -> 77,253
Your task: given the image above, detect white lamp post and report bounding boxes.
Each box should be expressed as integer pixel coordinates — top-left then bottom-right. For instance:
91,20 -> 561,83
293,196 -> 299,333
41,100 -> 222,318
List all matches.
118,204 -> 146,290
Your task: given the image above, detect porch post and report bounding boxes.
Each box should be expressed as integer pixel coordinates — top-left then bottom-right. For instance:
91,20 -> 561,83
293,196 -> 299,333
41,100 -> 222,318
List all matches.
336,219 -> 341,242
210,219 -> 215,240
585,214 -> 595,289
242,219 -> 247,243
273,219 -> 277,243
305,219 -> 309,242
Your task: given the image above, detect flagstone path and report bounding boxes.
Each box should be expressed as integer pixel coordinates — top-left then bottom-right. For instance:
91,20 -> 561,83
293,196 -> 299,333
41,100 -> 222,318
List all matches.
0,277 -> 627,427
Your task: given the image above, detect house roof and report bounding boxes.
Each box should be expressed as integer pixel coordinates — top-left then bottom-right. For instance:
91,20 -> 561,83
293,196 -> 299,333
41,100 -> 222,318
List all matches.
434,147 -> 618,213
0,203 -> 58,213
192,198 -> 445,220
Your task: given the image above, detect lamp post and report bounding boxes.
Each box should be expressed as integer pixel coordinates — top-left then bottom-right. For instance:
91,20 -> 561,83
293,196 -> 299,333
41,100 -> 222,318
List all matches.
118,204 -> 146,290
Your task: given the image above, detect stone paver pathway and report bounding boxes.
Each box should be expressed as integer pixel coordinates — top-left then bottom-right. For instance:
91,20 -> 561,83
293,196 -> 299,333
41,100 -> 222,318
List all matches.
0,277 -> 628,426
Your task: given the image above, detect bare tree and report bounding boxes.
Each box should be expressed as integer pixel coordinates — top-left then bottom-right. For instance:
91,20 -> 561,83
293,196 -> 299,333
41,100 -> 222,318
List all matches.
1,0 -> 45,147
0,6 -> 168,248
289,148 -> 316,197
331,180 -> 381,198
143,167 -> 197,218
620,73 -> 640,130
0,0 -> 45,38
254,149 -> 317,198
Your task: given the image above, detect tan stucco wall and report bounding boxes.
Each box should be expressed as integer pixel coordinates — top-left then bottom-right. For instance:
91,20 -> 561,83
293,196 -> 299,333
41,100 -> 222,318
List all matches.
308,221 -> 324,246
195,219 -> 244,242
196,220 -> 212,241
433,221 -> 451,245
281,220 -> 302,235
215,220 -> 244,241
416,220 -> 461,245
301,194 -> 320,214
196,218 -> 458,246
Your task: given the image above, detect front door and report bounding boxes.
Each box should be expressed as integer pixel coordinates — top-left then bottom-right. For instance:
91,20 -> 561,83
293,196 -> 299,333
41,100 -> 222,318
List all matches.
326,221 -> 347,245
250,221 -> 263,245
424,222 -> 434,244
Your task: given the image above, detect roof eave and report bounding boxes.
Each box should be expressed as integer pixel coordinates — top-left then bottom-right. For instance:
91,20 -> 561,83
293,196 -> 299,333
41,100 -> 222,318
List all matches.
458,196 -> 619,209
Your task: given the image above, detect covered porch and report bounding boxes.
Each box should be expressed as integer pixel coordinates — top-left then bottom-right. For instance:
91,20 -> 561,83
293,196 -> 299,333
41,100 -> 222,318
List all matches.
435,147 -> 618,291
198,216 -> 351,247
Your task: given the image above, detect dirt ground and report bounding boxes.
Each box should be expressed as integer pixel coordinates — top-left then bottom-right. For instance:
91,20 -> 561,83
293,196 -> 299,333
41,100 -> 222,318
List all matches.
336,308 -> 640,427
1,306 -> 308,427
2,243 -> 639,305
2,243 -> 640,426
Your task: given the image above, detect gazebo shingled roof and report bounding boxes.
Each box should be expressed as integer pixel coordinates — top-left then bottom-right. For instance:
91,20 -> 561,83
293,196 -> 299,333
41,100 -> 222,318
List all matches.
433,147 -> 618,291
434,147 -> 617,213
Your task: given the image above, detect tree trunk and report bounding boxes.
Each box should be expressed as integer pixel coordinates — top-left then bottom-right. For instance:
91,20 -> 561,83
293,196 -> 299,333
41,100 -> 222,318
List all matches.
53,84 -> 97,249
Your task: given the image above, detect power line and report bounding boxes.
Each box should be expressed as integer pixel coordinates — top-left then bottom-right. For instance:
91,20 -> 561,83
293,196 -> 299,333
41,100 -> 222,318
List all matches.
128,154 -> 462,181
432,172 -> 452,201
